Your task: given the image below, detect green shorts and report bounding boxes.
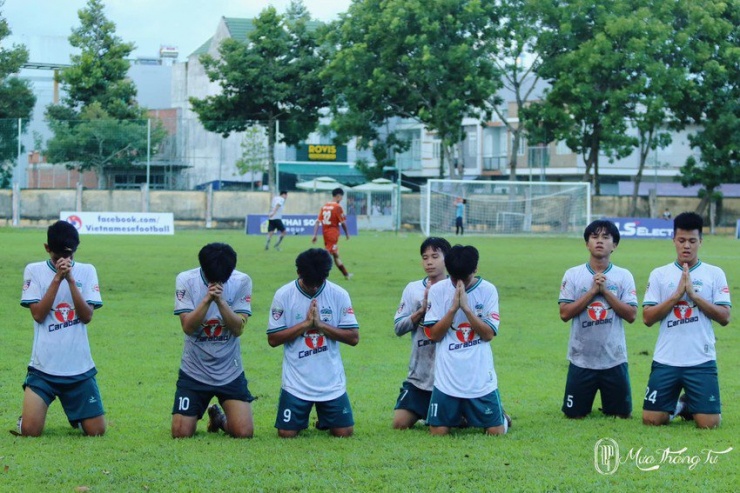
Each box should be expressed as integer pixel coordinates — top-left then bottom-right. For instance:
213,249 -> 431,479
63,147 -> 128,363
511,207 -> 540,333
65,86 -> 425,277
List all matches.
23,367 -> 105,427
172,369 -> 254,419
562,362 -> 632,417
643,361 -> 721,414
394,381 -> 432,420
427,387 -> 505,429
275,389 -> 354,431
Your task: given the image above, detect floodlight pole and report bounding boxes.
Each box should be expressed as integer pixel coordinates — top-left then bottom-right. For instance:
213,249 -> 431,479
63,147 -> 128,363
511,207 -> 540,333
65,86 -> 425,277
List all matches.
145,118 -> 151,211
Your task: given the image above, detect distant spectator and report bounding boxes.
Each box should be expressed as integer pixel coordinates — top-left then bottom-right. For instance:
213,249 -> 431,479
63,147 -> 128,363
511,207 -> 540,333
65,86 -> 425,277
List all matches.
662,208 -> 672,220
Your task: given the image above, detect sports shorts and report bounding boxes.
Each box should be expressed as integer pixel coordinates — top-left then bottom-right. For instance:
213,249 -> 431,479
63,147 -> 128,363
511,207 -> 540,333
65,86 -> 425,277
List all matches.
562,362 -> 632,417
427,387 -> 505,429
268,219 -> 286,233
23,367 -> 105,427
643,360 -> 721,414
172,369 -> 254,419
323,229 -> 340,254
275,389 -> 354,431
394,381 -> 432,419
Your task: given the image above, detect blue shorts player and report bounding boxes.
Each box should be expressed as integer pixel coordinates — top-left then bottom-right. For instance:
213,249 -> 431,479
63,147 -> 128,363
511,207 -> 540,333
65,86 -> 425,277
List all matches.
267,248 -> 359,438
392,237 -> 450,429
423,245 -> 510,435
17,220 -> 105,437
171,243 -> 254,438
642,212 -> 731,429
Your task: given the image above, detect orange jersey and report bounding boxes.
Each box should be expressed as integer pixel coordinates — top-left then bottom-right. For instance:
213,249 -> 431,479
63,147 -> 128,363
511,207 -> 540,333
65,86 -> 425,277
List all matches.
317,202 -> 346,231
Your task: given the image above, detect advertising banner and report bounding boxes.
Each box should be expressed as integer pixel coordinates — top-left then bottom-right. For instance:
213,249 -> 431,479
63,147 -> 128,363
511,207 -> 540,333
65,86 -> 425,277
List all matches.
246,214 -> 358,236
602,217 -> 673,239
736,219 -> 740,239
60,211 -> 174,235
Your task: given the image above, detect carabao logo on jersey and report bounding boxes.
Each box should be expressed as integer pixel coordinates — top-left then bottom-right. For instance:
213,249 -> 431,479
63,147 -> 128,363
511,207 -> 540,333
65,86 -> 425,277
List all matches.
721,285 -> 730,294
423,326 -> 434,341
197,318 -> 230,342
343,306 -> 354,316
320,307 -> 333,323
304,330 -> 325,349
455,322 -> 475,343
202,318 -> 223,338
673,301 -> 693,320
668,300 -> 699,328
54,302 -> 75,323
243,294 -> 251,304
299,329 -> 329,359
587,302 -> 609,321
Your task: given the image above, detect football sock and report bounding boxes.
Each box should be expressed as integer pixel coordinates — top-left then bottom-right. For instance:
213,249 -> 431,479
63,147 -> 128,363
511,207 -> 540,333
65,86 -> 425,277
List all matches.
669,399 -> 685,421
275,236 -> 284,247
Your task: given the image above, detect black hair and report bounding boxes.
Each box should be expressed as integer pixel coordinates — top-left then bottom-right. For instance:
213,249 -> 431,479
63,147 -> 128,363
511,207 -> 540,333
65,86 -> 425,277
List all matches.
47,220 -> 80,257
198,243 -> 237,284
296,248 -> 333,287
583,220 -> 620,245
280,190 -> 288,195
674,212 -> 703,236
444,245 -> 479,280
331,187 -> 344,197
420,237 -> 451,257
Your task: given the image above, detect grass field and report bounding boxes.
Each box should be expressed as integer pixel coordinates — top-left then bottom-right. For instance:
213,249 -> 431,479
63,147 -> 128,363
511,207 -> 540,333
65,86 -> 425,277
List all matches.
0,227 -> 738,492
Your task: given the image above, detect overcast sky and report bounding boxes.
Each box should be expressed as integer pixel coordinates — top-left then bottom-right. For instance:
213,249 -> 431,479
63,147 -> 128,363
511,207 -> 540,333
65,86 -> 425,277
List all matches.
3,0 -> 352,60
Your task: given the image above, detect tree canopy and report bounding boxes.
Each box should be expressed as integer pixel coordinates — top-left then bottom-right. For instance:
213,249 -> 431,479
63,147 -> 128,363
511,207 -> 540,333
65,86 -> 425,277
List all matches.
190,0 -> 326,193
0,1 -> 36,188
45,0 -> 163,188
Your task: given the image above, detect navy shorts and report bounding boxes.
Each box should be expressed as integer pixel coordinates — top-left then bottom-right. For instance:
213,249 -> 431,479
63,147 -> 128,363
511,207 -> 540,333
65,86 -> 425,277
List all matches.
23,367 -> 105,427
394,381 -> 432,420
427,387 -> 506,428
643,361 -> 721,414
172,370 -> 254,419
275,389 -> 354,431
562,362 -> 632,417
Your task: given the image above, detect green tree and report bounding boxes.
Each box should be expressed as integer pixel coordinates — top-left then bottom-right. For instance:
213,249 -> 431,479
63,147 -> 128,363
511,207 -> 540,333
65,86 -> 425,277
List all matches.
45,0 -> 162,188
670,0 -> 740,218
190,0 -> 326,193
234,125 -> 268,191
324,0 -> 500,178
484,0 -> 543,181
0,1 -> 36,188
527,0 -> 648,195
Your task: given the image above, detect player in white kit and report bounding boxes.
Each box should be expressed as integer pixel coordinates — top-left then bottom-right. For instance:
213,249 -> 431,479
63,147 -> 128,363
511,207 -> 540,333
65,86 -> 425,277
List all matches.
392,237 -> 450,429
642,212 -> 731,429
265,191 -> 288,251
171,243 -> 254,438
424,245 -> 510,435
558,220 -> 637,419
17,220 -> 105,437
268,248 -> 359,438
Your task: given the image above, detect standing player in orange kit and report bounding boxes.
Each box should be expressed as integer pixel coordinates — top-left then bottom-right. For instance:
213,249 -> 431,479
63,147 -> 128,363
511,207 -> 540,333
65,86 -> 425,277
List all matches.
311,187 -> 352,280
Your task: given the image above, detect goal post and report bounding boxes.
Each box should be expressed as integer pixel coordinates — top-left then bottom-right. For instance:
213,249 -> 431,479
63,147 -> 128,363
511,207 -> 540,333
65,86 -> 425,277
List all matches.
421,180 -> 591,236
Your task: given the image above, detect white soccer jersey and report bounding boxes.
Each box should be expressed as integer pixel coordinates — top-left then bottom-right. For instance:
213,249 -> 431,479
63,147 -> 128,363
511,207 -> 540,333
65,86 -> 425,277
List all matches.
424,277 -> 499,399
174,268 -> 252,386
643,260 -> 731,366
21,260 -> 103,376
267,280 -> 359,402
558,263 -> 638,369
394,278 -> 436,391
270,195 -> 286,219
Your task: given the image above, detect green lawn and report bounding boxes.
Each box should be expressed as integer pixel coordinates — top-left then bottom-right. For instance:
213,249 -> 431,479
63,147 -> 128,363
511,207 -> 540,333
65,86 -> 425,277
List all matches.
0,228 -> 737,492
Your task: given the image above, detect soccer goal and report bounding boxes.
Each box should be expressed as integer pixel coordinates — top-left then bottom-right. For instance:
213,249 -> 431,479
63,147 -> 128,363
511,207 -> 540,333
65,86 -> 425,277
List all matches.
421,180 -> 591,236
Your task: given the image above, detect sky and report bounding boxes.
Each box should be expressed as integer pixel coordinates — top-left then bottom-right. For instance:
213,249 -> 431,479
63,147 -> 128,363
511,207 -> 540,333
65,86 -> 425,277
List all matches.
3,0 -> 353,61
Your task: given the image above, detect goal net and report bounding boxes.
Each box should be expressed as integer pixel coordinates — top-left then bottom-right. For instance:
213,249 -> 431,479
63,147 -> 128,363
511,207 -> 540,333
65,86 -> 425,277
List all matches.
421,180 -> 591,236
